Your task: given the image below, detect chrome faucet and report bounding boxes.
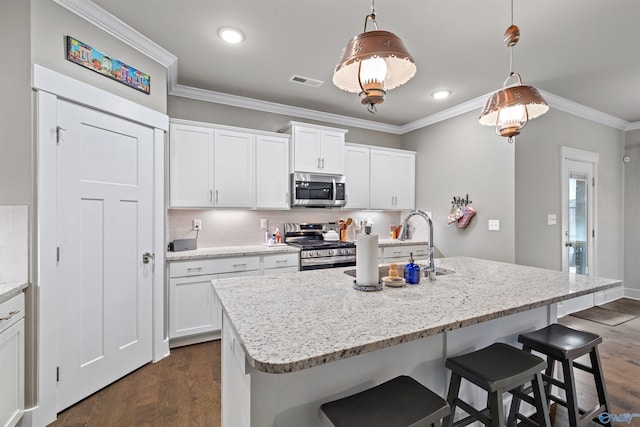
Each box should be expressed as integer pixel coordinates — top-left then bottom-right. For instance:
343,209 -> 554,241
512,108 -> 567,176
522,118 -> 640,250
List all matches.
398,210 -> 435,280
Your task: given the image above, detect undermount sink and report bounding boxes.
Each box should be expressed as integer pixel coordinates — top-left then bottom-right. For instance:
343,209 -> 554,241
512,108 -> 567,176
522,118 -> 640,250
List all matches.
343,265 -> 453,280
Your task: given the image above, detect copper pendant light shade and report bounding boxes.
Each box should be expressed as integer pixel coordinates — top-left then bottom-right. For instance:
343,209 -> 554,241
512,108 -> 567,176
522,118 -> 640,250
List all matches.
479,1 -> 548,142
333,2 -> 416,113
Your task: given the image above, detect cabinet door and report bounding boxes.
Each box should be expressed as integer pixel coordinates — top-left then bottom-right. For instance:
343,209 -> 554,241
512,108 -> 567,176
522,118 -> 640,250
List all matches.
393,152 -> 416,210
369,149 -> 395,209
292,127 -> 321,173
214,130 -> 255,207
169,124 -> 214,207
256,135 -> 290,209
0,319 -> 24,427
169,274 -> 220,338
344,145 -> 370,209
319,130 -> 345,174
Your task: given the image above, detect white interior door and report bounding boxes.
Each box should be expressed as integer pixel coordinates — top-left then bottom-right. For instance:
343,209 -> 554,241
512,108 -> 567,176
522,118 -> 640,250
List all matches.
562,158 -> 595,275
56,99 -> 154,411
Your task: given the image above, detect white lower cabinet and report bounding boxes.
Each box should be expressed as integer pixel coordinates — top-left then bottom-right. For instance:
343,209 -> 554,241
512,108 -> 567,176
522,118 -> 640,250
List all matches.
381,245 -> 430,264
0,293 -> 25,427
168,252 -> 299,346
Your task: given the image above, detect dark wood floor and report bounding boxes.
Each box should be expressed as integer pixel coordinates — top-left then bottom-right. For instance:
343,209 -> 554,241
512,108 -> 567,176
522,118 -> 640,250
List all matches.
49,299 -> 640,427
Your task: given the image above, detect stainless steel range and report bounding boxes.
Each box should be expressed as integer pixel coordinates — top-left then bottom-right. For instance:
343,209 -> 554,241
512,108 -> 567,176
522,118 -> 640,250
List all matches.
283,223 -> 356,270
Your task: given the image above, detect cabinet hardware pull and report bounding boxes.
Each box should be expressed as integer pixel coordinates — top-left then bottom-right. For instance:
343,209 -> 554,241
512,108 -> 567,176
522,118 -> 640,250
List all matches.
321,158 -> 325,169
0,310 -> 19,321
233,263 -> 247,267
317,158 -> 321,169
210,189 -> 213,203
186,267 -> 203,271
276,260 -> 288,263
215,190 -> 219,203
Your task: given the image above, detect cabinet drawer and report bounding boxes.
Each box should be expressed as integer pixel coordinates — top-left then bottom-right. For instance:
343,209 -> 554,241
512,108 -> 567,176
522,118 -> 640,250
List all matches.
169,256 -> 260,278
0,293 -> 25,332
383,245 -> 429,260
263,253 -> 299,270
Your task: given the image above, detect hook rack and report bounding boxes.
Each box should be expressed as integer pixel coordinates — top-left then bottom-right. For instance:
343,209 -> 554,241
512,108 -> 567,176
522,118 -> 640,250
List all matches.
452,194 -> 472,207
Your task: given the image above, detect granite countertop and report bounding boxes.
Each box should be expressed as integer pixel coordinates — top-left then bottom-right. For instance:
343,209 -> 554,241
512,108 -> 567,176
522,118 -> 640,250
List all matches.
166,244 -> 300,261
0,282 -> 29,304
212,257 -> 622,374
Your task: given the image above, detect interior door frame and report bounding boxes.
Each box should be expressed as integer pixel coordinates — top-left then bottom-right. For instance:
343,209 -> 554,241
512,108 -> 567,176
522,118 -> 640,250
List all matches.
33,64 -> 169,426
561,146 -> 599,276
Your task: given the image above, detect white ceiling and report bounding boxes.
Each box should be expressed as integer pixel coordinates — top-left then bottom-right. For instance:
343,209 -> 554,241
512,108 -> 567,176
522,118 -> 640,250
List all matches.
86,0 -> 640,130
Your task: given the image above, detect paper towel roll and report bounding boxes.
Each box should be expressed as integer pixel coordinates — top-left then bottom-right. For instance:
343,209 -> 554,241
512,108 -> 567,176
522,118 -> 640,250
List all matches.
356,234 -> 379,285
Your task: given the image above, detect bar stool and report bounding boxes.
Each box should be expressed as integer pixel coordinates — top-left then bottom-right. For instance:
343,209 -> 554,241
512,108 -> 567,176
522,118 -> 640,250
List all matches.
443,342 -> 551,427
510,323 -> 612,427
319,375 -> 450,427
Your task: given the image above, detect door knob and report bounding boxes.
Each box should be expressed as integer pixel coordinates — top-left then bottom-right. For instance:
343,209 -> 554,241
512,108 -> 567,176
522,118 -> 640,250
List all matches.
564,242 -> 573,247
142,252 -> 155,264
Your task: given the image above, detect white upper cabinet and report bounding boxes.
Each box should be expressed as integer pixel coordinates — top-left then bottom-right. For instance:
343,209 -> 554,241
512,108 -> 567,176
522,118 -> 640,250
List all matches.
169,119 -> 291,209
214,129 -> 255,208
256,135 -> 290,209
281,122 -> 347,174
169,123 -> 214,207
369,147 -> 416,210
344,144 -> 370,209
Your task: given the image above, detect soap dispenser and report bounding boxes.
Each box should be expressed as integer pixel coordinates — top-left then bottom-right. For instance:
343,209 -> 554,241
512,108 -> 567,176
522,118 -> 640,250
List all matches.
404,252 -> 421,285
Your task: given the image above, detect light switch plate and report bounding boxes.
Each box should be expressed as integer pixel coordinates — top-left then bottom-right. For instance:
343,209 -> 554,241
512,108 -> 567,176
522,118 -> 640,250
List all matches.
547,214 -> 557,225
260,218 -> 268,229
488,220 -> 500,231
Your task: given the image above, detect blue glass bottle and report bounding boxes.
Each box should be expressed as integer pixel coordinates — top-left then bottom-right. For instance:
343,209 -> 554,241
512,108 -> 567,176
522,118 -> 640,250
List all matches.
404,252 -> 421,285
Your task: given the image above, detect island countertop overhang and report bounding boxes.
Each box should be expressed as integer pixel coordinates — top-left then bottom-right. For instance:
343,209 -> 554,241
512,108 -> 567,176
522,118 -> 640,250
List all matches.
212,257 -> 622,374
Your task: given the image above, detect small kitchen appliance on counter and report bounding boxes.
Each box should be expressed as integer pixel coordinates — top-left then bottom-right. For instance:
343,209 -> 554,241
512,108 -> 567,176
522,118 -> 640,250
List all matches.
283,223 -> 356,270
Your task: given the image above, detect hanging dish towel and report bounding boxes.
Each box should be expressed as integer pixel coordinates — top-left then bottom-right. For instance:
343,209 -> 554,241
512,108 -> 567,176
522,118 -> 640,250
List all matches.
457,205 -> 477,229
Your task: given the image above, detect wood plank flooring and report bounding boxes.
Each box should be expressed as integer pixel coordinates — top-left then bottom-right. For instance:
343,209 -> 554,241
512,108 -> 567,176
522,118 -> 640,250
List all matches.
49,299 -> 640,427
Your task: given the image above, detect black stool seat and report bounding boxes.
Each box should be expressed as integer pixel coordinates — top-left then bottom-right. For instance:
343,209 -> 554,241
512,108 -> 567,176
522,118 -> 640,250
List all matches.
320,375 -> 450,427
446,342 -> 547,392
518,323 -> 602,360
513,323 -> 612,427
444,343 -> 551,427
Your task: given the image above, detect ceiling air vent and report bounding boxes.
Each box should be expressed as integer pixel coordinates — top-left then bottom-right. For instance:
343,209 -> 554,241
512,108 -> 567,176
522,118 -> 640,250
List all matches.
289,75 -> 324,88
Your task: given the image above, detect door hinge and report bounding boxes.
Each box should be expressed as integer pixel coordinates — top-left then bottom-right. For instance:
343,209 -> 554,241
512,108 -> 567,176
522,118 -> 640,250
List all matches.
56,366 -> 60,382
592,177 -> 595,186
56,247 -> 60,262
56,126 -> 65,144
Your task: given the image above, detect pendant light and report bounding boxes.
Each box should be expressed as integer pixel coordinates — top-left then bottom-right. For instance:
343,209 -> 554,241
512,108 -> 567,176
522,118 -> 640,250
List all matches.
333,0 -> 416,113
479,0 -> 548,143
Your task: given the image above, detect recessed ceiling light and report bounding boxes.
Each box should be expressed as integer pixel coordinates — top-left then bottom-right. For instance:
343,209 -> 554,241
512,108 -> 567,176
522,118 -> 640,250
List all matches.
432,90 -> 451,100
218,27 -> 244,44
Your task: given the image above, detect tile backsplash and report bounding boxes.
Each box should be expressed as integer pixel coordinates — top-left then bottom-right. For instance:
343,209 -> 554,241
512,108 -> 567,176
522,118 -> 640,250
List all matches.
167,209 -> 414,248
0,205 -> 28,283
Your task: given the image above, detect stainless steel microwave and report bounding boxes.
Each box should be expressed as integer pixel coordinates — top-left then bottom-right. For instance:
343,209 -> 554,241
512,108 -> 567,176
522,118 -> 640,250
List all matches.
291,173 -> 346,208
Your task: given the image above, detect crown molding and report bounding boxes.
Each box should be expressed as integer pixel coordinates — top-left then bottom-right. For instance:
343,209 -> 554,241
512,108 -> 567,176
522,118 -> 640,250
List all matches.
52,0 -> 178,87
169,84 -> 404,134
540,90 -> 629,131
55,0 -> 634,136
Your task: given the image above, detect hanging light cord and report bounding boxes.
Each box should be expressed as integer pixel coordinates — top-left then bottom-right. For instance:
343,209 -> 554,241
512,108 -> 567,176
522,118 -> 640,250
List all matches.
508,0 -> 514,77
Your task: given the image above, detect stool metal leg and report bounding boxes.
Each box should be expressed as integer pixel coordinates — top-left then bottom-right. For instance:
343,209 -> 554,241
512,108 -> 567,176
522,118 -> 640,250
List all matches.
444,373 -> 462,427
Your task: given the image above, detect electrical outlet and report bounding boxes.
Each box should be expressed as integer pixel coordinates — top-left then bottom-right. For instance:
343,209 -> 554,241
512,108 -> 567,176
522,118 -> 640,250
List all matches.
193,219 -> 202,231
547,214 -> 557,225
488,220 -> 500,231
260,218 -> 268,229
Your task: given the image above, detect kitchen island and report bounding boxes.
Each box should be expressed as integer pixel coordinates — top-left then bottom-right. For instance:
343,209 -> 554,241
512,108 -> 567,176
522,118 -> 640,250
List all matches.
213,257 -> 621,427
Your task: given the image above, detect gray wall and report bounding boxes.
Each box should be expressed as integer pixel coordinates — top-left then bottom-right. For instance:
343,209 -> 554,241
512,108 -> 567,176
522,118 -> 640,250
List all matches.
624,130 -> 640,291
401,110 -> 516,263
31,0 -> 167,113
514,109 -> 625,279
168,95 -> 401,148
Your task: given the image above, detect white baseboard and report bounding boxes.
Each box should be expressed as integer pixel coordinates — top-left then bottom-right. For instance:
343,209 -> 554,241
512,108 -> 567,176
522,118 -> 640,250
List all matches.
169,331 -> 221,349
624,288 -> 640,300
594,286 -> 626,305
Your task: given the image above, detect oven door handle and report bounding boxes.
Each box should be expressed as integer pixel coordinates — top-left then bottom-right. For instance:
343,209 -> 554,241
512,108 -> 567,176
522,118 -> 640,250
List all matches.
301,255 -> 356,266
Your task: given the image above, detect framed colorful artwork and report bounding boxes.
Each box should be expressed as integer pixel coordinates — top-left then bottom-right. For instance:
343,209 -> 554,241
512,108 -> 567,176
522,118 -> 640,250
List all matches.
65,36 -> 151,95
